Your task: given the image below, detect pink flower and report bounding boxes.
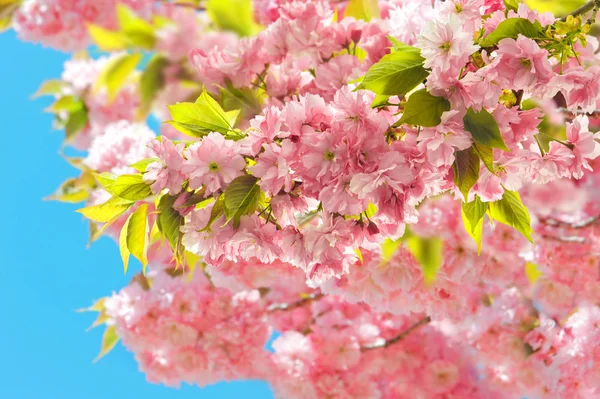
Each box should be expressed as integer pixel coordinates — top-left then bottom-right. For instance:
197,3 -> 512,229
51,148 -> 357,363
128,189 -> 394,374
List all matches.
417,110 -> 472,167
143,138 -> 187,195
250,141 -> 294,196
424,359 -> 460,394
350,151 -> 415,199
182,132 -> 246,194
566,115 -> 600,178
495,35 -> 554,91
418,14 -> 479,72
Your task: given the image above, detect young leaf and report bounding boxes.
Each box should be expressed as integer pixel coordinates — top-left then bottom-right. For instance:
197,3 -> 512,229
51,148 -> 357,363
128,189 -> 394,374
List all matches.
32,79 -> 66,98
223,175 -> 261,228
472,143 -> 495,173
77,196 -> 134,223
119,215 -> 131,274
48,96 -> 84,113
116,4 -> 156,50
380,238 -> 402,264
453,147 -> 480,200
111,174 -> 153,201
87,24 -> 127,51
525,262 -> 543,285
200,195 -> 225,231
357,47 -> 428,97
129,158 -> 160,173
139,55 -> 168,117
157,194 -> 185,262
0,0 -> 20,33
126,204 -> 149,274
461,196 -> 489,254
46,174 -> 94,203
92,172 -> 118,193
94,325 -> 119,363
206,0 -> 261,37
95,53 -> 142,102
196,91 -> 239,128
167,92 -> 239,137
463,108 -> 509,151
344,0 -> 381,21
488,190 -> 533,242
407,235 -> 443,285
64,108 -> 89,140
479,18 -> 543,47
398,89 -> 450,127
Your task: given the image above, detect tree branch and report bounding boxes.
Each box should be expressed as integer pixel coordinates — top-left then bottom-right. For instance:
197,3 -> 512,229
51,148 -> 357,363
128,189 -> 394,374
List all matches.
539,215 -> 600,229
361,316 -> 431,352
267,293 -> 325,312
561,0 -> 600,21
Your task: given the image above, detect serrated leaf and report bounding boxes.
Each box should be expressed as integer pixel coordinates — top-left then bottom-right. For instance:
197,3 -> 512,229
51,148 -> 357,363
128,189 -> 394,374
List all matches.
206,0 -> 261,37
46,173 -> 95,203
479,18 -> 544,47
129,158 -> 160,173
407,235 -> 443,285
472,143 -> 495,173
463,108 -> 509,151
167,92 -> 238,137
77,196 -> 134,223
461,196 -> 489,254
127,204 -> 149,273
488,190 -> 533,242
116,4 -> 156,50
95,53 -> 142,102
357,46 -> 428,97
453,147 -> 480,200
398,89 -> 450,127
139,55 -> 168,117
112,174 -> 153,201
157,194 -> 185,262
32,79 -> 66,98
87,24 -> 127,51
92,172 -> 118,193
344,0 -> 380,21
119,215 -> 131,274
94,325 -> 119,363
223,175 -> 261,228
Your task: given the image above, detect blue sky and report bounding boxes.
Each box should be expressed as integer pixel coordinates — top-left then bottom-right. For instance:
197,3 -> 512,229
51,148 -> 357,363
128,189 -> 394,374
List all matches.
0,31 -> 273,399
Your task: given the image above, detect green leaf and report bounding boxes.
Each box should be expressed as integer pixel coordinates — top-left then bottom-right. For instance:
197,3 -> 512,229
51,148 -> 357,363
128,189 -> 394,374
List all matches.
111,174 -> 153,201
139,55 -> 168,117
525,261 -> 542,285
223,175 -> 261,228
344,0 -> 380,21
129,158 -> 160,173
479,18 -> 543,47
453,147 -> 480,200
87,24 -> 127,51
127,204 -> 149,273
119,215 -> 131,274
64,108 -> 88,140
48,96 -> 84,113
116,4 -> 156,50
461,196 -> 489,254
381,238 -> 402,263
32,80 -> 66,98
95,53 -> 142,102
398,89 -> 450,127
77,196 -> 134,223
200,195 -> 225,231
45,174 -> 94,203
357,46 -> 428,97
157,194 -> 185,262
472,143 -> 495,173
504,0 -> 520,12
167,92 -> 239,137
463,108 -> 509,151
488,190 -> 533,242
0,0 -> 21,33
407,235 -> 443,285
94,325 -> 119,362
92,172 -> 118,193
525,0 -> 586,15
207,0 -> 261,36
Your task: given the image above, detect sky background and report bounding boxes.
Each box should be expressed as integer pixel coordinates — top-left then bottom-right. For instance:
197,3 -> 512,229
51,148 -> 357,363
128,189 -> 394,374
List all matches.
0,31 -> 273,399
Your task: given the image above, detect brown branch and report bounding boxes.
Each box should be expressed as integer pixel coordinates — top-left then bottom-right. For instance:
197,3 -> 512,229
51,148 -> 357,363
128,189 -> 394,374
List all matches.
361,316 -> 431,352
267,293 -> 325,312
561,0 -> 600,21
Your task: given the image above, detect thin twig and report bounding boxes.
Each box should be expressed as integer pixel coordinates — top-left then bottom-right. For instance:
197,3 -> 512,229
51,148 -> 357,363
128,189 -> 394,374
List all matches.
361,316 -> 431,352
539,215 -> 600,229
267,293 -> 325,312
561,0 -> 600,21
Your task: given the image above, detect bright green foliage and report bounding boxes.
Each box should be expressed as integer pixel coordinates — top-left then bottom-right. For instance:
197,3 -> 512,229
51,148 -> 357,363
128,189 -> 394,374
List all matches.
200,195 -> 225,231
94,52 -> 142,102
32,79 -> 66,98
406,235 -> 443,285
525,0 -> 586,15
0,0 -> 21,33
77,196 -> 134,223
115,4 -> 156,50
488,190 -> 534,242
207,0 -> 262,37
111,174 -> 153,201
357,45 -> 428,97
344,0 -> 381,21
139,55 -> 169,117
88,25 -> 128,51
223,175 -> 264,228
129,158 -> 160,173
157,194 -> 185,263
120,204 -> 149,274
399,89 -> 450,127
525,262 -> 543,285
94,325 -> 119,363
167,91 -> 241,138
463,108 -> 509,151
472,143 -> 495,173
46,171 -> 96,203
453,147 -> 480,200
461,196 -> 489,254
479,18 -> 544,47
380,238 -> 402,264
